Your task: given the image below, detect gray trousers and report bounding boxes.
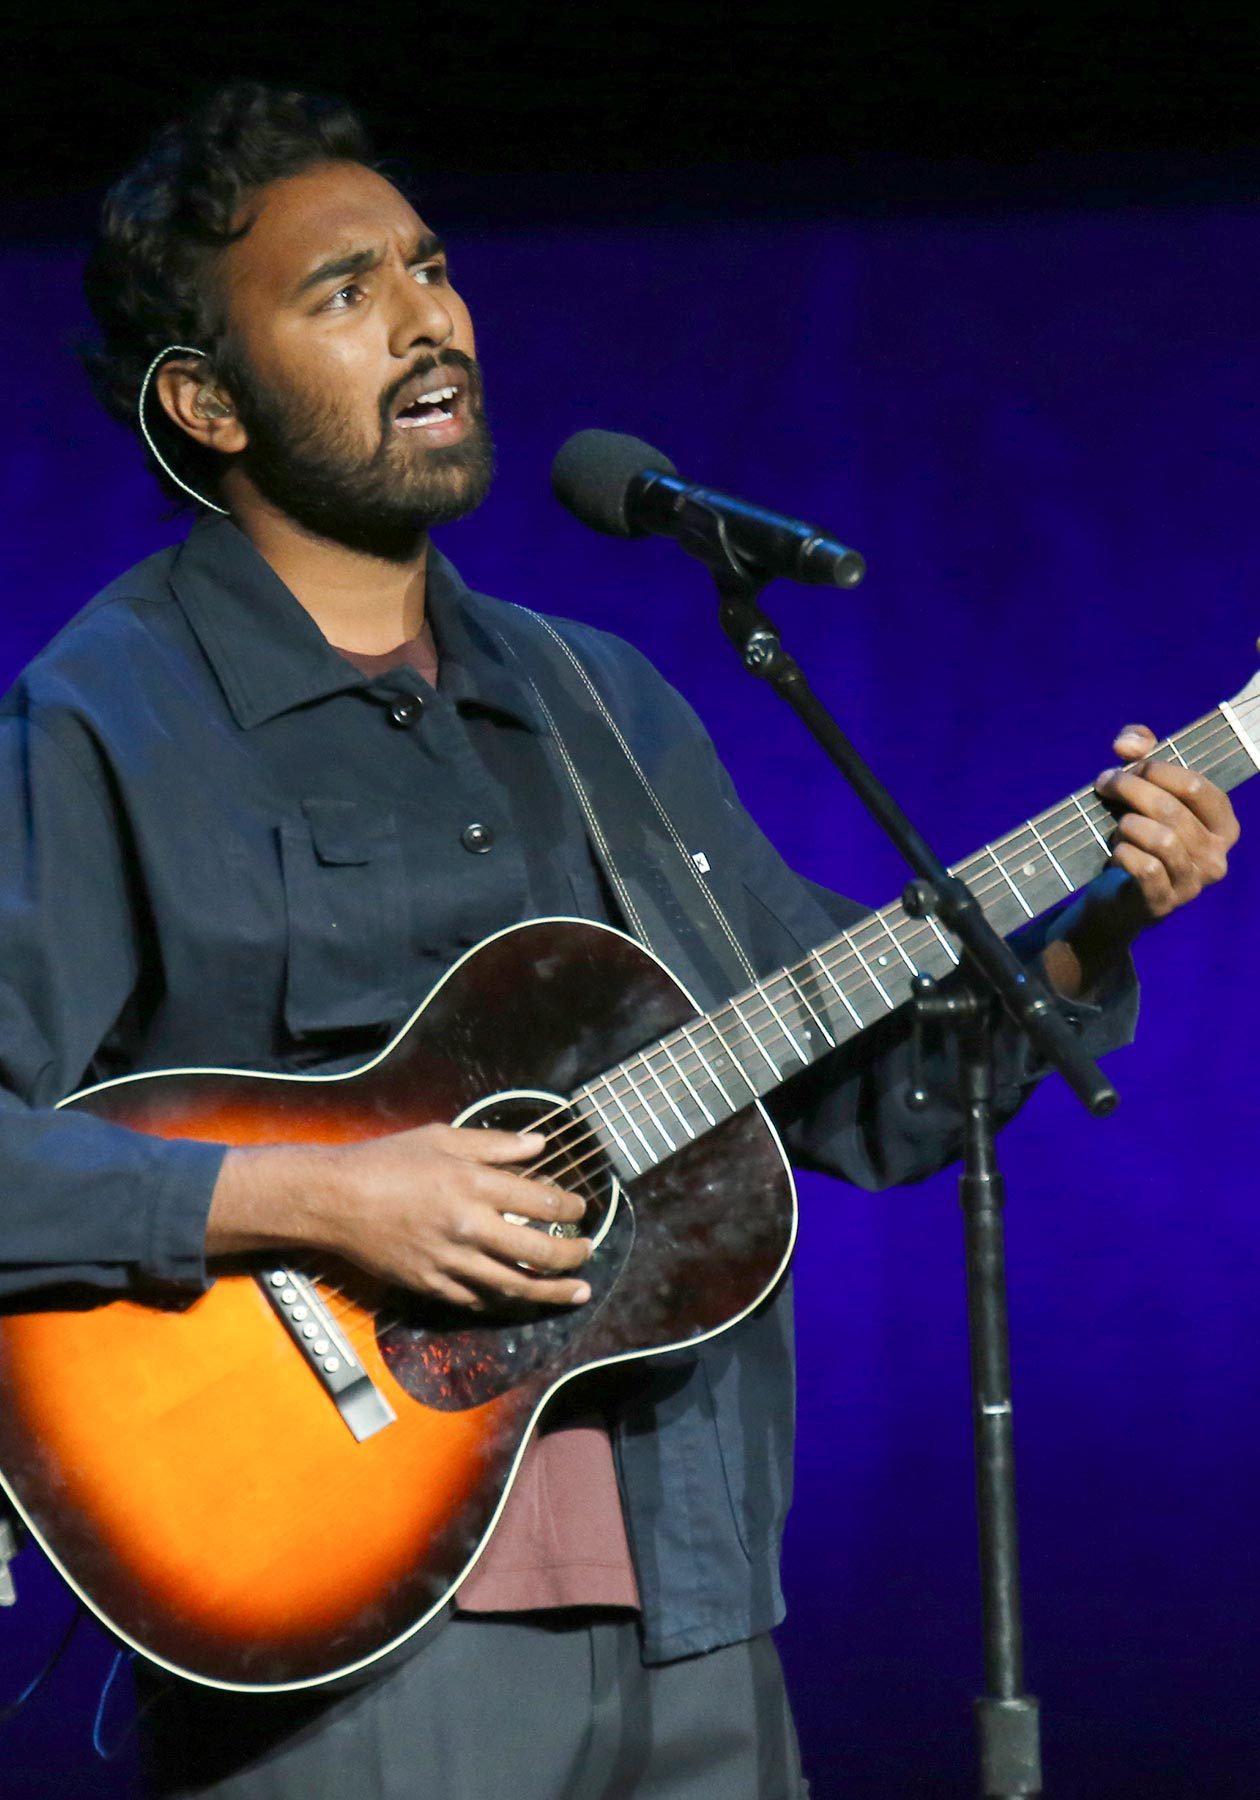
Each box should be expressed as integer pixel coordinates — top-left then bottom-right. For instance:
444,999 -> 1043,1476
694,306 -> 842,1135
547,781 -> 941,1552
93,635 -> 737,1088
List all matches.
140,1614 -> 809,1799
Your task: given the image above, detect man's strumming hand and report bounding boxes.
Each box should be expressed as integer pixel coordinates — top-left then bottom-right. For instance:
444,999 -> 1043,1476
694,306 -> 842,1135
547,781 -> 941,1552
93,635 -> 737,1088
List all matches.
207,1124 -> 593,1310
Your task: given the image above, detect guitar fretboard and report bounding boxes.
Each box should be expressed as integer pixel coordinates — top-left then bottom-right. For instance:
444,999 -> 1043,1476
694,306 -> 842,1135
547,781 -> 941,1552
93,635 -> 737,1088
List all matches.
574,690 -> 1260,1180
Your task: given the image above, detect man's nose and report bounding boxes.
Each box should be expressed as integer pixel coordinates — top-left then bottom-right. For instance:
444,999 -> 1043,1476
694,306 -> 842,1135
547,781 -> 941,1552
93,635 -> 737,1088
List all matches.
388,271 -> 454,356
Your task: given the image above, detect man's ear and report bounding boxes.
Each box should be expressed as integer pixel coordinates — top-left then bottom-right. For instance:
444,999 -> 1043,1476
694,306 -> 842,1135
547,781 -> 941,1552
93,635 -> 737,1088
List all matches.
154,358 -> 248,455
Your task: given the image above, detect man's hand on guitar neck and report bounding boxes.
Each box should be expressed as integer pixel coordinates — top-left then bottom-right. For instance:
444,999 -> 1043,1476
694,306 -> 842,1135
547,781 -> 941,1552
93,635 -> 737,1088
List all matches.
206,1124 -> 594,1310
1043,722 -> 1240,1001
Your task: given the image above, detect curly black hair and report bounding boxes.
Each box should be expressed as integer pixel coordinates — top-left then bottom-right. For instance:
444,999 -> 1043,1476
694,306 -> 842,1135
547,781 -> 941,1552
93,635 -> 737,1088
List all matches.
82,82 -> 374,506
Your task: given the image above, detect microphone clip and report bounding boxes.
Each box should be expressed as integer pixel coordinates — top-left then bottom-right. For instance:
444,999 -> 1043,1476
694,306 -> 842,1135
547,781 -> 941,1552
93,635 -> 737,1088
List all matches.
673,491 -> 761,586
672,494 -> 793,681
710,555 -> 790,684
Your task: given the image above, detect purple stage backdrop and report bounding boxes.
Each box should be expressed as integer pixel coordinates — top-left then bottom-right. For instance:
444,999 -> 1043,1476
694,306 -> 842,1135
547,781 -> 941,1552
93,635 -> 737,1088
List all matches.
1,196 -> 1258,1797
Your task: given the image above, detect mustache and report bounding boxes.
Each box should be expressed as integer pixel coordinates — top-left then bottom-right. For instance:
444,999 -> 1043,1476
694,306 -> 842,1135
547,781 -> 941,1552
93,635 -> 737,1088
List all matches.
379,349 -> 484,429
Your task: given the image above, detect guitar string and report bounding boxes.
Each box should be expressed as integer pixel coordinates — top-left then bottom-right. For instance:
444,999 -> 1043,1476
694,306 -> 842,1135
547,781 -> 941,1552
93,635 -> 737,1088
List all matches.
300,708 -> 1256,1337
353,705 -> 1255,1347
454,708 -> 1250,1197
490,713 -> 1243,1189
309,1112 -> 616,1341
319,712 -> 1253,1340
328,710 -> 1245,1246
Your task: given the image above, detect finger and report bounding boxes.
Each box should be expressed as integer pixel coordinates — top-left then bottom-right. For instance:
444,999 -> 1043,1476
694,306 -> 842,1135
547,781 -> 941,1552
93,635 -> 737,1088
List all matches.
1114,723 -> 1158,760
1098,762 -> 1234,854
1101,766 -> 1209,835
476,1213 -> 594,1272
1097,762 -> 1208,831
1114,811 -> 1196,893
479,1166 -> 588,1224
456,1248 -> 592,1307
1117,806 -> 1229,890
1111,840 -> 1177,917
437,1124 -> 547,1166
1128,759 -> 1240,843
425,1272 -> 489,1311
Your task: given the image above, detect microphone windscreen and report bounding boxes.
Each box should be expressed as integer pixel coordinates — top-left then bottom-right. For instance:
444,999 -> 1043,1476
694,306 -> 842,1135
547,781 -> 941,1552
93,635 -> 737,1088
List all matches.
551,430 -> 678,537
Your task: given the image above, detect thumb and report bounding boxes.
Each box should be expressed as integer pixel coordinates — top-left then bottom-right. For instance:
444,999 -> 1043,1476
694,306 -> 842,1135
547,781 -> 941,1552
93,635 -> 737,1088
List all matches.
1114,722 -> 1157,761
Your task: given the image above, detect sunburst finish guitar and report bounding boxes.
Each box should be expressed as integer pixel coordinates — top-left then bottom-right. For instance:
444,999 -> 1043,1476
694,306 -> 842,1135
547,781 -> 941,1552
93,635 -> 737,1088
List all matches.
1,677 -> 1256,1692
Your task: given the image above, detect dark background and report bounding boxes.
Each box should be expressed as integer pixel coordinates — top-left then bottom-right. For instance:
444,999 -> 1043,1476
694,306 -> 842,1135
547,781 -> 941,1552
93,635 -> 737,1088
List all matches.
3,4 -> 1260,1795
7,3 -> 1260,222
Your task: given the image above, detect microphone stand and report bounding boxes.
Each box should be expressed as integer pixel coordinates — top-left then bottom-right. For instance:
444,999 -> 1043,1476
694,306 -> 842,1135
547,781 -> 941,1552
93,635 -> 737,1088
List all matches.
670,500 -> 1118,1798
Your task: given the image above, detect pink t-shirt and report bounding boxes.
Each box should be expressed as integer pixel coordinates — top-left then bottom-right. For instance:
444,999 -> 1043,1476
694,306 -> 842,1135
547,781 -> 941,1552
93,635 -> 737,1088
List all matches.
334,623 -> 639,1614
457,1414 -> 640,1613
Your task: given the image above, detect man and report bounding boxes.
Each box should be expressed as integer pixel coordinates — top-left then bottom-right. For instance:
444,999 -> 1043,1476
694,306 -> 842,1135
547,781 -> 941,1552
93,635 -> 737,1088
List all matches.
0,84 -> 1238,1797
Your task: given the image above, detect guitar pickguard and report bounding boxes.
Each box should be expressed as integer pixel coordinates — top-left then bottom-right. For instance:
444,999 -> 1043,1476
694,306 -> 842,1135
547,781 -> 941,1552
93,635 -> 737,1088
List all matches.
379,1201 -> 637,1410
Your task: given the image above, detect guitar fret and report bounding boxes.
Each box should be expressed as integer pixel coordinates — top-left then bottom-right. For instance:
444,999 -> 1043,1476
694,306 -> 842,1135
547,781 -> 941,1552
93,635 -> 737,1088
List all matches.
680,1020 -> 739,1112
661,1036 -> 715,1127
1028,817 -> 1073,891
1070,792 -> 1111,853
988,844 -> 1034,918
729,997 -> 784,1080
875,910 -> 920,973
639,1049 -> 696,1144
607,1073 -> 660,1163
1178,718 -> 1222,763
583,1086 -> 642,1176
756,985 -> 810,1066
810,947 -> 864,1029
925,915 -> 961,965
701,1012 -> 763,1104
1177,714 -> 1257,792
621,1059 -> 677,1155
849,933 -> 895,1009
783,968 -> 836,1048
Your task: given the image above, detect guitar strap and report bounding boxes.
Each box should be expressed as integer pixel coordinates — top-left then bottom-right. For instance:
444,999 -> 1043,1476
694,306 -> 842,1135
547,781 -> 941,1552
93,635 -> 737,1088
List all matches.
489,606 -> 760,1010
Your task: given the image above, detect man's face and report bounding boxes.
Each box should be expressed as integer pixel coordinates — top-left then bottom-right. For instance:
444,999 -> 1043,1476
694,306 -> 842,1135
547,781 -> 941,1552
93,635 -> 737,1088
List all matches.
212,160 -> 493,557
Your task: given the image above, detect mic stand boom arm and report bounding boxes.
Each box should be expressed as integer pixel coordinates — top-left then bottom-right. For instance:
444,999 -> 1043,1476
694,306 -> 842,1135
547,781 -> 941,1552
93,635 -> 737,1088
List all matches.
685,502 -> 1117,1800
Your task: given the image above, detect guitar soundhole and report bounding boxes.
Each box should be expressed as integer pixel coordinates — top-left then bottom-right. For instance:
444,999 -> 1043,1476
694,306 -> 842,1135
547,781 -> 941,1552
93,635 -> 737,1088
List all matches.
452,1089 -> 620,1252
376,1089 -> 625,1410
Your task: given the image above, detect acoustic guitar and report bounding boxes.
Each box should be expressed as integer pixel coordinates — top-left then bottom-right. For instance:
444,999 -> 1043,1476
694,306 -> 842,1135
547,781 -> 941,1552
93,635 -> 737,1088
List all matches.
1,675 -> 1256,1692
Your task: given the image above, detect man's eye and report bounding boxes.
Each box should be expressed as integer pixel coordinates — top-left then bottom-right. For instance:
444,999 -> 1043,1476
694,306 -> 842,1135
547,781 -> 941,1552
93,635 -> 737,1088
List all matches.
326,284 -> 364,309
413,262 -> 447,286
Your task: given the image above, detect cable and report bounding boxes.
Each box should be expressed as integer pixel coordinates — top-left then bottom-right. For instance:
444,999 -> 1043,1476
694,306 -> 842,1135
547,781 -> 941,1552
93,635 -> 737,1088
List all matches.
91,1647 -> 136,1761
136,344 -> 229,515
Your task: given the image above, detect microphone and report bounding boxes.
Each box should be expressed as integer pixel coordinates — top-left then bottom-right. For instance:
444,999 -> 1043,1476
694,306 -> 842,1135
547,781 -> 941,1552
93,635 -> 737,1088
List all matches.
551,429 -> 865,589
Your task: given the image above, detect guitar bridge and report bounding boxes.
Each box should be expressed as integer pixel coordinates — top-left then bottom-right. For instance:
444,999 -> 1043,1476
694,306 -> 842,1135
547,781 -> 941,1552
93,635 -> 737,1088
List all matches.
258,1268 -> 396,1443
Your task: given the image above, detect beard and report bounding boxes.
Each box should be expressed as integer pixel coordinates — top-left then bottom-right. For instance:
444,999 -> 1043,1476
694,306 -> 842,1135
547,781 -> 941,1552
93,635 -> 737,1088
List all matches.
220,345 -> 495,561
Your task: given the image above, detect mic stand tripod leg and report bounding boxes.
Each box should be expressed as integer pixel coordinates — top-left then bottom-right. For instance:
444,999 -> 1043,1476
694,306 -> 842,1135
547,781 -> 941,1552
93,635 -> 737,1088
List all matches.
956,995 -> 1041,1797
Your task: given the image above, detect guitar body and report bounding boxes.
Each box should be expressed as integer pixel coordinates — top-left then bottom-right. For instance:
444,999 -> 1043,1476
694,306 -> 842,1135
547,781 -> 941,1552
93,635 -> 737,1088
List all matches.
0,919 -> 796,1692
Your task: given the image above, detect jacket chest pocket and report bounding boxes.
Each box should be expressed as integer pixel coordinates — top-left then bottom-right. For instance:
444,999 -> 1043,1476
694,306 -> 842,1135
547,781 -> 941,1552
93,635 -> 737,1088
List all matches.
279,799 -> 412,1040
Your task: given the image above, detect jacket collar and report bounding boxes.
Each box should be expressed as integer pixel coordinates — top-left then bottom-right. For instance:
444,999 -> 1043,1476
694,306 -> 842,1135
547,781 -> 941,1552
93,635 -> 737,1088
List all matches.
169,515 -> 545,733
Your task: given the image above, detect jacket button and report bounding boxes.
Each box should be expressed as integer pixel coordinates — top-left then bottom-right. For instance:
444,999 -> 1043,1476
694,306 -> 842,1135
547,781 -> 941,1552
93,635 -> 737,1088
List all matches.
388,694 -> 424,728
460,822 -> 495,854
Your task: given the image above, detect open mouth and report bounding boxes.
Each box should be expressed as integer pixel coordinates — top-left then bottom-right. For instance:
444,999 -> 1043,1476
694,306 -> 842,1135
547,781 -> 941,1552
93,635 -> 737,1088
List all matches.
394,382 -> 461,429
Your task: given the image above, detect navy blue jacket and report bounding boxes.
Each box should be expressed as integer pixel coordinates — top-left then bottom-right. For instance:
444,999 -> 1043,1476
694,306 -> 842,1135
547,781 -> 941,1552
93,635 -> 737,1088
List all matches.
0,517 -> 1135,1661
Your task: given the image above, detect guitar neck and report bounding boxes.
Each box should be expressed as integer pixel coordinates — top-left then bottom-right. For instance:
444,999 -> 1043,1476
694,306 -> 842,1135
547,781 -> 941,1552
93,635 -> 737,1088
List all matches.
576,694 -> 1260,1180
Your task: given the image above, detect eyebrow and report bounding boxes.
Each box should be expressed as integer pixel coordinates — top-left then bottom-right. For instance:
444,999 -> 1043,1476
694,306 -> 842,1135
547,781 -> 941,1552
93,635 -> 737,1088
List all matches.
293,232 -> 446,299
